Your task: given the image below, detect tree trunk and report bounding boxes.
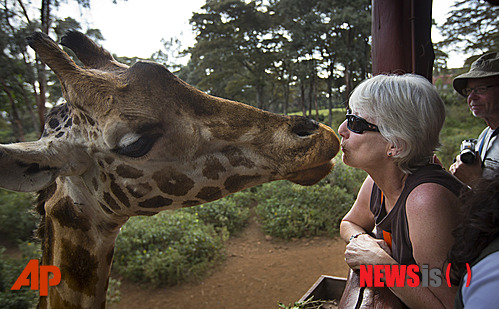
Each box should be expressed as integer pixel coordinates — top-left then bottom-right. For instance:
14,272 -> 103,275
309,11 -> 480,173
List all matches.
20,85 -> 40,134
35,0 -> 51,130
313,80 -> 319,122
327,77 -> 333,127
299,82 -> 307,117
308,78 -> 313,119
344,62 -> 352,101
283,82 -> 289,115
255,81 -> 265,110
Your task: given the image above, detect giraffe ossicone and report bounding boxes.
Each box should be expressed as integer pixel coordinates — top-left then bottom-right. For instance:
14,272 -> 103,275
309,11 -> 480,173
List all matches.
0,31 -> 339,308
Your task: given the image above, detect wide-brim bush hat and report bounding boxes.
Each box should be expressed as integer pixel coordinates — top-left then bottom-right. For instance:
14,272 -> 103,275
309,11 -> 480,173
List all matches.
453,52 -> 499,96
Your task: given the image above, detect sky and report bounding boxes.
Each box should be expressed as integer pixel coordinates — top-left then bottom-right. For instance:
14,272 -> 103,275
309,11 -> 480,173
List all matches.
56,0 -> 463,67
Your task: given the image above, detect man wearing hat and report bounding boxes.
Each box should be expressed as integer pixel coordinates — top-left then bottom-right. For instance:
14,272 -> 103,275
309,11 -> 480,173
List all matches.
450,52 -> 499,185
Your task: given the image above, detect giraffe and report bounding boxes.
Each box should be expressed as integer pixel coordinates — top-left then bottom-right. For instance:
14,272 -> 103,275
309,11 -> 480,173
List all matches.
0,31 -> 339,308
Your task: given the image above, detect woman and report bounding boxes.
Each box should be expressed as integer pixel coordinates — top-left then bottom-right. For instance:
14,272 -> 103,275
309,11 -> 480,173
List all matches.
448,172 -> 499,308
339,74 -> 463,308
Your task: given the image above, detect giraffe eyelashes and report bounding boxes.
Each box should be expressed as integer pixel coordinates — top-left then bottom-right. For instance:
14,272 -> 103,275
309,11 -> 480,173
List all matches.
115,135 -> 158,158
118,133 -> 142,148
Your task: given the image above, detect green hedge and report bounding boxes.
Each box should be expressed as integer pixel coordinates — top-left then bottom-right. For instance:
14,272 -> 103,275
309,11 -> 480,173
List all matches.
253,160 -> 365,240
0,245 -> 39,309
0,190 -> 38,244
113,211 -> 224,286
437,104 -> 485,168
183,191 -> 253,235
255,181 -> 354,239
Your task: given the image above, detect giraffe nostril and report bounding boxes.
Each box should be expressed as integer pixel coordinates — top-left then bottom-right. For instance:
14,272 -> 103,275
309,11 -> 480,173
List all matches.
291,118 -> 319,137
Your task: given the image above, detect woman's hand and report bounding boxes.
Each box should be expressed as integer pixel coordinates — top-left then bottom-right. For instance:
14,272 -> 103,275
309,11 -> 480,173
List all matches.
344,234 -> 394,270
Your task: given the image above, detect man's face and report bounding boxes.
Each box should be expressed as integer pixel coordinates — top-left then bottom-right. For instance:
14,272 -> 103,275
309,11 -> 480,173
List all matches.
466,76 -> 499,125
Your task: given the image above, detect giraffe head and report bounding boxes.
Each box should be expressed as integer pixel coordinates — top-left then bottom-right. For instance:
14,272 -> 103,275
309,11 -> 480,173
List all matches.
0,31 -> 339,216
0,31 -> 339,308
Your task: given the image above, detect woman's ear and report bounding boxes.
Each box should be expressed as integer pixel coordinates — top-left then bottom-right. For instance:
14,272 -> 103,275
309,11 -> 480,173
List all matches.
387,144 -> 403,157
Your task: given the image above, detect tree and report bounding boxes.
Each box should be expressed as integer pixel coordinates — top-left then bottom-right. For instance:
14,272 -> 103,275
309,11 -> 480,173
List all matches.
437,0 -> 499,65
0,1 -> 39,141
270,0 -> 322,118
188,0 -> 276,109
183,0 -> 372,118
315,0 -> 371,124
269,0 -> 370,121
0,0 -> 123,141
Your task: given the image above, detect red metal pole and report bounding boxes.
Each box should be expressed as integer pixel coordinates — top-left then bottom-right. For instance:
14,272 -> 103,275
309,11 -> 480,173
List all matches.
372,0 -> 434,81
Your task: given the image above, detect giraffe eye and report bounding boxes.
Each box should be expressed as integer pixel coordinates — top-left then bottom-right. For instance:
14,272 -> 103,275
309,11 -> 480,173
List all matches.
115,135 -> 157,158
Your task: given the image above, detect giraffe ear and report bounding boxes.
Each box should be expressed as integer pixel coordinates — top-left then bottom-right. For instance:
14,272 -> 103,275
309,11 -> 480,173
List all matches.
0,141 -> 89,192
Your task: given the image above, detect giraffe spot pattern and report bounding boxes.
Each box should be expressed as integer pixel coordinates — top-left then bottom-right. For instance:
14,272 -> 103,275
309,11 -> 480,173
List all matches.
92,177 -> 99,192
139,195 -> 173,208
73,114 -> 81,126
98,202 -> 114,214
103,192 -> 121,211
182,200 -> 200,207
81,113 -> 96,126
41,104 -> 74,139
59,238 -> 99,297
224,174 -> 262,193
116,164 -> 144,179
51,196 -> 91,232
126,183 -> 152,198
100,172 -> 107,183
153,168 -> 195,196
207,120 -> 250,141
44,218 -> 55,265
135,210 -> 158,216
110,180 -> 131,208
202,156 -> 226,180
196,186 -> 222,202
49,288 -> 86,309
223,146 -> 255,168
96,221 -> 121,236
49,118 -> 60,129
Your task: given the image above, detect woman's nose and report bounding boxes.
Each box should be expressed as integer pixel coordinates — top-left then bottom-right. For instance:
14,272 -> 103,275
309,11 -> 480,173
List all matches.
338,120 -> 349,138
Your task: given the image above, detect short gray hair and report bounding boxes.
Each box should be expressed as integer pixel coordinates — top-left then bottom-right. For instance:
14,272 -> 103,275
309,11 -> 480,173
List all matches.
349,74 -> 445,174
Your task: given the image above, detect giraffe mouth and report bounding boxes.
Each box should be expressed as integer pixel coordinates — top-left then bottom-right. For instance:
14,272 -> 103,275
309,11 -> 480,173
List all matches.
284,160 -> 334,186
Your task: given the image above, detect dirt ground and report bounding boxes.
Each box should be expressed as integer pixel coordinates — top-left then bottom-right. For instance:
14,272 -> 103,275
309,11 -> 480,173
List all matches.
109,214 -> 350,309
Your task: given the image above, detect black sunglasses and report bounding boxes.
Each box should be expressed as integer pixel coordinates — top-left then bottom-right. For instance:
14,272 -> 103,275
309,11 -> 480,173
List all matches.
346,110 -> 380,134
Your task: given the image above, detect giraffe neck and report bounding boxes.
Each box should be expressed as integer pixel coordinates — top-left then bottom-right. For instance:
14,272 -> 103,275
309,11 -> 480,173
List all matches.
37,177 -> 128,309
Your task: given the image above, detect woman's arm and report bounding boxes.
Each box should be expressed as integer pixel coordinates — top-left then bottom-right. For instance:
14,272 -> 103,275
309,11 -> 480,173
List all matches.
340,176 -> 376,243
387,183 -> 460,309
341,176 -> 394,269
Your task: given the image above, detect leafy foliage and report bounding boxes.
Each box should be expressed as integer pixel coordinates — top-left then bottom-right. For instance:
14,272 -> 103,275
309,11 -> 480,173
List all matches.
0,190 -> 38,244
185,0 -> 371,115
255,177 -> 355,239
325,159 -> 367,195
437,0 -> 499,57
113,211 -> 224,286
0,247 -> 38,309
278,296 -> 337,309
106,278 -> 121,304
183,191 -> 253,235
437,104 -> 486,168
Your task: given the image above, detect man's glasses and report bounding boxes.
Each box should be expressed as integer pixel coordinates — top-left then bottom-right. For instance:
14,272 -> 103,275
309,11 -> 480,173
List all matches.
346,110 -> 380,134
461,84 -> 499,96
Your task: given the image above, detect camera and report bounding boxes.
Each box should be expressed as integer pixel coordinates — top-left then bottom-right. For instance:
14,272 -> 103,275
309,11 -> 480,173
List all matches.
460,139 -> 477,164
